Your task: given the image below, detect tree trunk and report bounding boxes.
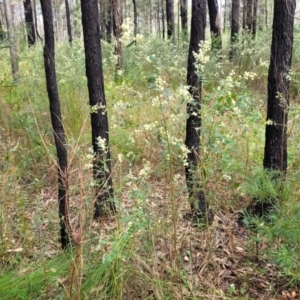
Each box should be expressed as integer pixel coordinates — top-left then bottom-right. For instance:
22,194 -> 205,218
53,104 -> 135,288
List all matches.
23,0 -> 35,46
242,0 -> 246,29
251,0 -> 258,37
229,0 -> 240,60
185,0 -> 213,223
180,0 -> 187,36
207,0 -> 222,51
223,0 -> 227,32
263,0 -> 296,174
4,0 -> 19,80
40,0 -> 71,249
165,0 -> 174,40
112,0 -> 122,77
265,0 -> 268,28
33,0 -> 42,41
65,0 -> 72,44
161,0 -> 165,39
80,0 -> 115,219
245,0 -> 253,31
132,0 -> 137,38
105,0 -> 112,42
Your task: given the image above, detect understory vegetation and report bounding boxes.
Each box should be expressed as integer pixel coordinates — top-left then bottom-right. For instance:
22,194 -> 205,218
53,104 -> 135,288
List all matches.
1,28 -> 300,299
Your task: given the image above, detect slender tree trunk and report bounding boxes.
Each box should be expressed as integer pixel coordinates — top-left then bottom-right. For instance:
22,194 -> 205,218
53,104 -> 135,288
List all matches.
162,0 -> 165,39
251,0 -> 258,37
242,0 -> 246,29
185,0 -> 213,223
245,0 -> 253,31
65,0 -> 72,44
223,0 -> 227,32
229,0 -> 240,60
165,0 -> 174,40
180,0 -> 187,36
33,0 -> 42,41
0,19 -> 5,41
265,0 -> 268,28
263,0 -> 296,174
80,0 -> 115,219
149,0 -> 152,35
4,0 -> 19,80
105,0 -> 112,42
23,0 -> 35,46
157,0 -> 161,37
207,0 -> 222,51
40,0 -> 71,249
112,0 -> 122,77
132,0 -> 137,38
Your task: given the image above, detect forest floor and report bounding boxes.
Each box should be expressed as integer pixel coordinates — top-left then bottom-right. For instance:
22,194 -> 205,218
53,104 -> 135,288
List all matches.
5,172 -> 296,300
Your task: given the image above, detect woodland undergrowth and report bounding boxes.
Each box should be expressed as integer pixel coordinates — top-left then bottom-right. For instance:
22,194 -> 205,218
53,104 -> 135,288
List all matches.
1,28 -> 300,299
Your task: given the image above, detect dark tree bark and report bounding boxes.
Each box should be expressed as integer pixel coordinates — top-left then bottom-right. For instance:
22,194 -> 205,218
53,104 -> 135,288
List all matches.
0,18 -> 6,41
103,0 -> 112,43
229,0 -> 240,60
263,0 -> 296,174
251,0 -> 258,37
179,0 -> 187,36
80,0 -> 115,219
112,0 -> 122,75
207,0 -> 222,51
242,0 -> 246,29
4,0 -> 19,80
23,0 -> 35,46
245,0 -> 253,31
132,0 -> 137,38
65,0 -> 72,44
165,0 -> 174,40
40,0 -> 71,249
161,0 -> 165,39
185,0 -> 213,223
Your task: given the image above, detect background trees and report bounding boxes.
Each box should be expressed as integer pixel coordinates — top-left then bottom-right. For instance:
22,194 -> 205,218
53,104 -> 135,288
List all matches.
3,0 -> 18,79
23,0 -> 35,46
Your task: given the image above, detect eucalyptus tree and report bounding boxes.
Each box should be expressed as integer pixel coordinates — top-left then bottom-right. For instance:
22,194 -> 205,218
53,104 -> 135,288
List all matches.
263,0 -> 296,175
251,0 -> 258,37
40,0 -> 72,249
179,0 -> 187,36
229,0 -> 239,60
185,0 -> 213,223
165,0 -> 174,39
81,0 -> 116,218
65,0 -> 72,44
23,0 -> 36,46
207,0 -> 221,51
112,0 -> 122,74
132,0 -> 137,38
4,0 -> 19,80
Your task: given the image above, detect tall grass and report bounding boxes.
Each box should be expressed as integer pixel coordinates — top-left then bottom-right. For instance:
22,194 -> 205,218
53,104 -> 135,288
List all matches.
0,29 -> 300,299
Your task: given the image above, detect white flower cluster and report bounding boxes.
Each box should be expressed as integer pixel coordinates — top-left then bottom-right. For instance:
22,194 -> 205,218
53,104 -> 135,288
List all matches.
120,17 -> 133,44
138,159 -> 151,180
90,102 -> 106,114
243,71 -> 257,81
96,136 -> 107,152
177,85 -> 192,103
193,40 -> 211,71
84,147 -> 94,170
